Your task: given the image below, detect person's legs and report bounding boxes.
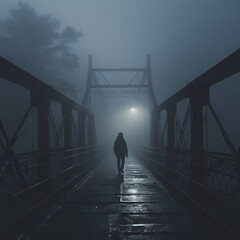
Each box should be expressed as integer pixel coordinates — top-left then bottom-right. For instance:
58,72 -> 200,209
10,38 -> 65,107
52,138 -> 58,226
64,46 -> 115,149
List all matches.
117,156 -> 121,174
121,156 -> 125,173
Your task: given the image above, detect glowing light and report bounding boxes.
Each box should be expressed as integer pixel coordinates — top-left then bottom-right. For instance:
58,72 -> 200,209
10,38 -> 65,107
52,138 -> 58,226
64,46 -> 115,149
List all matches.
130,108 -> 136,113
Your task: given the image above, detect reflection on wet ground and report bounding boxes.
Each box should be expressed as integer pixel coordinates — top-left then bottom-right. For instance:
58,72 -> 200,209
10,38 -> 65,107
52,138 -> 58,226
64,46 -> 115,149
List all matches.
33,157 -> 216,240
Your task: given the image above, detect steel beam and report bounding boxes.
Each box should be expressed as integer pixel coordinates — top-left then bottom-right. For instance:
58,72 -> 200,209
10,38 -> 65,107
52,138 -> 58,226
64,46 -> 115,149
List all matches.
88,114 -> 97,145
82,55 -> 93,107
0,57 -> 89,115
190,88 -> 209,184
150,109 -> 160,146
78,112 -> 86,147
158,48 -> 240,111
31,93 -> 50,181
62,104 -> 73,168
90,84 -> 148,88
146,55 -> 157,108
166,103 -> 176,177
93,68 -> 145,72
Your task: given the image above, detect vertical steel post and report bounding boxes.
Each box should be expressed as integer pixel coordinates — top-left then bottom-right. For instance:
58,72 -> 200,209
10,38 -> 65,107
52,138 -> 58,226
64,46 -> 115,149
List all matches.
166,103 -> 176,176
62,104 -> 73,168
159,109 -> 165,147
150,109 -> 159,146
31,92 -> 50,182
88,114 -> 96,145
91,115 -> 97,145
190,88 -> 209,184
78,111 -> 86,146
82,55 -> 93,107
146,55 -> 157,108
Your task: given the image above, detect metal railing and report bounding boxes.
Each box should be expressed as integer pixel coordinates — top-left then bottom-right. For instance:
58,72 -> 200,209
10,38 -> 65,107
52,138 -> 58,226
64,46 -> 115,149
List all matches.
139,146 -> 240,206
0,145 -> 104,239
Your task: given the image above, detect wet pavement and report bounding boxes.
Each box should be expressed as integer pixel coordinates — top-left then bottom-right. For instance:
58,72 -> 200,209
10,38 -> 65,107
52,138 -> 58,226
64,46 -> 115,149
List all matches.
33,157 -> 212,240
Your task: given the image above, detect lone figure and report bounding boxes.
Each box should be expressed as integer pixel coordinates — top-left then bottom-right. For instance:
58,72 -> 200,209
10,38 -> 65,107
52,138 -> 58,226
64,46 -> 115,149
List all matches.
114,132 -> 128,174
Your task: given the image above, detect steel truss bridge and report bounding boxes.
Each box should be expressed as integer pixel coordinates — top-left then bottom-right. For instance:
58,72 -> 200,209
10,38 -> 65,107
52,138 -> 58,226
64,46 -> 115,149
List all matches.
0,49 -> 240,239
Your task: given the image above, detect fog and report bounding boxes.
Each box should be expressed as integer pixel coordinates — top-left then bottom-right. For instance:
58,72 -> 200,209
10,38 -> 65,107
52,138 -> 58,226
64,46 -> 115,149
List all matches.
1,1 -> 240,154
92,93 -> 150,148
0,2 -> 82,96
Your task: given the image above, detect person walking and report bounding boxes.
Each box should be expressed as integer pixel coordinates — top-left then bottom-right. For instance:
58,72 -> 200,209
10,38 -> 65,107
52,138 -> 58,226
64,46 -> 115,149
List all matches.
114,132 -> 128,174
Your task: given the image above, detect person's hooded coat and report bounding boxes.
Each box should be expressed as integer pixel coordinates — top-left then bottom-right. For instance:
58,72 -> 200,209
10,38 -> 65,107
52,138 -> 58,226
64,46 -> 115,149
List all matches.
114,134 -> 128,157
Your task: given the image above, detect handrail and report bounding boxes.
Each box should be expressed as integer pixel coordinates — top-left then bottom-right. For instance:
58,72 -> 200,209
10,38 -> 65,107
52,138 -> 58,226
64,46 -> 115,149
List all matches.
138,146 -> 240,207
138,145 -> 240,239
0,145 -> 105,239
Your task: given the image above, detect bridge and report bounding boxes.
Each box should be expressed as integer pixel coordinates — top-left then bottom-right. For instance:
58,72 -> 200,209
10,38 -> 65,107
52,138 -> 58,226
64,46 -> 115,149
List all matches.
0,49 -> 240,240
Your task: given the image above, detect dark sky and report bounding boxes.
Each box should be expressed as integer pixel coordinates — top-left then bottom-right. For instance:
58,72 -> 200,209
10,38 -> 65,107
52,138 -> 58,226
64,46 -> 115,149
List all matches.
0,1 -> 240,150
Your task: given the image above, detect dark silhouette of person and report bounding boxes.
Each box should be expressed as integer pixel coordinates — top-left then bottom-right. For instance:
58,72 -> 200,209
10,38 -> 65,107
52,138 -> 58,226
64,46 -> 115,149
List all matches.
114,132 -> 128,174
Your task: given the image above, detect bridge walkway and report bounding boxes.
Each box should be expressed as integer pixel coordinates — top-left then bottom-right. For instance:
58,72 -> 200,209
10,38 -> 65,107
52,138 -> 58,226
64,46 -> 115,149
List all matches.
33,156 -> 217,240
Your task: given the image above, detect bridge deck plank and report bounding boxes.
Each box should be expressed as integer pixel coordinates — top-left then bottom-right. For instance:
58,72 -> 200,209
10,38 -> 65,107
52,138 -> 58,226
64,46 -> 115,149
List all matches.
33,157 -> 215,240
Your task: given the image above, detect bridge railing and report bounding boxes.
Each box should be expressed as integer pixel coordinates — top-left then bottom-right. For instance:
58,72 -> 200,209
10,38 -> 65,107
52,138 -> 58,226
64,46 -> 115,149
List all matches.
0,145 -> 105,239
0,56 -> 103,239
0,145 -> 102,196
139,146 -> 239,206
147,48 -> 240,238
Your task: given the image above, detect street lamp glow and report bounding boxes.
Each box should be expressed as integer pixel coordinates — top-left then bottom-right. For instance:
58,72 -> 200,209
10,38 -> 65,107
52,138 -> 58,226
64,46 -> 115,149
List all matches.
130,108 -> 136,113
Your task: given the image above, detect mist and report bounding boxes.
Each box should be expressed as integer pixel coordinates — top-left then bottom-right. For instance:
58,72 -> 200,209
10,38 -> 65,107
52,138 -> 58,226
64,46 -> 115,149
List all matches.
1,0 -> 240,154
0,2 -> 82,97
1,2 -> 240,238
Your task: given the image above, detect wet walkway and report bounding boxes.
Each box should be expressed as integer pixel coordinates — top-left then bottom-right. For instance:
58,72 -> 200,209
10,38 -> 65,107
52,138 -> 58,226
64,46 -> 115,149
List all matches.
33,157 -> 211,240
